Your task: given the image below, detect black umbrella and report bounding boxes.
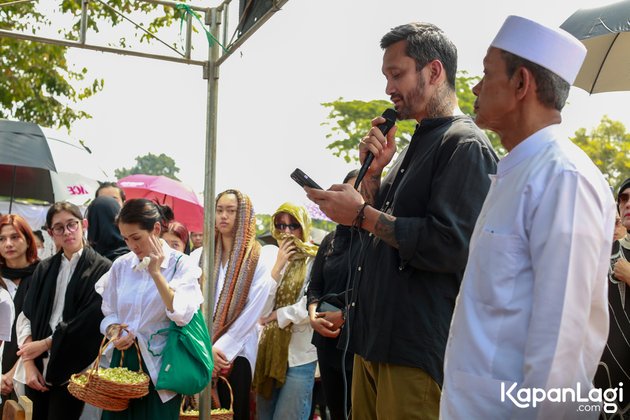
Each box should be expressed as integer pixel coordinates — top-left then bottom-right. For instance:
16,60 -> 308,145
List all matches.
0,120 -> 57,213
561,0 -> 630,94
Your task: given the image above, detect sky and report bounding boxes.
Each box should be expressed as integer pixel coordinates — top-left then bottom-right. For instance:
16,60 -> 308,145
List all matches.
41,0 -> 630,215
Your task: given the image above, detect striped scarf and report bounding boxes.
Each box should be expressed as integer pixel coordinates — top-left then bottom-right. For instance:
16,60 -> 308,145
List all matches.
212,190 -> 261,342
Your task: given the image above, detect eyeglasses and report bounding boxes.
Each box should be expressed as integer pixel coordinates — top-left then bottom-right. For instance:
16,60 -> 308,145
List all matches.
275,223 -> 301,231
620,193 -> 630,205
51,220 -> 80,236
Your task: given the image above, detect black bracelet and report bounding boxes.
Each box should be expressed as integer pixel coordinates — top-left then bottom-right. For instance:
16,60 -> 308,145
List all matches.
353,202 -> 370,229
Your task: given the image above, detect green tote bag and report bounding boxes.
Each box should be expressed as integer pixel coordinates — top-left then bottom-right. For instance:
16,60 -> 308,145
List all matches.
148,309 -> 214,395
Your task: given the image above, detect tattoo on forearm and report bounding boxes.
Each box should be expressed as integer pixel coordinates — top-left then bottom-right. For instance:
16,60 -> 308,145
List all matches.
361,174 -> 381,205
374,212 -> 398,248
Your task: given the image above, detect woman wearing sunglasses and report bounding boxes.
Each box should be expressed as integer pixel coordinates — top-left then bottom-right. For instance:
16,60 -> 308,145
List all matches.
0,214 -> 39,406
97,198 -> 203,420
17,202 -> 111,420
254,203 -> 318,420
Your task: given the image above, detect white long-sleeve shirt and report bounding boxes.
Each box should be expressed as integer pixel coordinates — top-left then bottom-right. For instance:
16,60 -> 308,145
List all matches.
441,126 -> 615,419
14,248 -> 83,386
213,245 -> 276,374
261,257 -> 317,367
0,287 -> 15,402
96,240 -> 203,403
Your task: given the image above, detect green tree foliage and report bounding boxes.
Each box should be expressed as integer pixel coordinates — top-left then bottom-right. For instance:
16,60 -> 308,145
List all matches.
322,73 -> 506,163
321,99 -> 415,163
571,116 -> 630,188
0,2 -> 102,129
115,153 -> 180,179
1,1 -> 190,129
256,214 -> 272,238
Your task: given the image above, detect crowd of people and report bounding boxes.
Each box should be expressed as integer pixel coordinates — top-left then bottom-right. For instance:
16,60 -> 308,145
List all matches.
0,12 -> 628,420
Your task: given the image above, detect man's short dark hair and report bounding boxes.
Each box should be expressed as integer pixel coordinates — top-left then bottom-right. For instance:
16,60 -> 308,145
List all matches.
380,22 -> 458,90
95,181 -> 126,202
500,51 -> 570,111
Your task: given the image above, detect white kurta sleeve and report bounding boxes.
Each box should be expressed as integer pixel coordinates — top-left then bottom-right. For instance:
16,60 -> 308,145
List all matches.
97,268 -> 121,335
0,291 -> 14,342
258,245 -> 279,319
519,171 -> 613,419
214,256 -> 275,362
166,257 -> 203,326
16,312 -> 31,346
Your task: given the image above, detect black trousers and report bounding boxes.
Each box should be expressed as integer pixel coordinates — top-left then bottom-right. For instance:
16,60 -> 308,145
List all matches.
25,384 -> 84,420
318,358 -> 352,420
217,356 -> 251,420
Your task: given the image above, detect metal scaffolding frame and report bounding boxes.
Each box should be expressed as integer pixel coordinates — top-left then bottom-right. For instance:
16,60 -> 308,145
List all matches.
0,0 -> 289,418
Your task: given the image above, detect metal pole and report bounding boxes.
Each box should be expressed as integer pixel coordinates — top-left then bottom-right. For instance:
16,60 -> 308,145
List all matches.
79,0 -> 88,45
9,166 -> 16,214
222,0 -> 230,48
0,29 -> 206,66
199,7 -> 220,420
184,12 -> 192,59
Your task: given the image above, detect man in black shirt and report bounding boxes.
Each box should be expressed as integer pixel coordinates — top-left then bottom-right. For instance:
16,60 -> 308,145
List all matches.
306,22 -> 497,419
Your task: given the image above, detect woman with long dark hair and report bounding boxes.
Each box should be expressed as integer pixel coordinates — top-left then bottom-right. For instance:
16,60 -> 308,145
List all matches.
211,189 -> 275,419
97,198 -> 203,420
0,214 -> 39,407
17,202 -> 111,420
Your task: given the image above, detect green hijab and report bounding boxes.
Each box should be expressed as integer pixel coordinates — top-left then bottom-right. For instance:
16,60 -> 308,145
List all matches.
254,202 -> 318,399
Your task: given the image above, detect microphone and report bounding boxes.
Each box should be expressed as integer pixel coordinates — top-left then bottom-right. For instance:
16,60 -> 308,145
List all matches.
354,108 -> 397,189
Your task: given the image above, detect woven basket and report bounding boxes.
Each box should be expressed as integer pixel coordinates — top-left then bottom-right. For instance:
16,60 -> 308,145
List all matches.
179,376 -> 234,420
68,373 -> 129,412
68,333 -> 150,410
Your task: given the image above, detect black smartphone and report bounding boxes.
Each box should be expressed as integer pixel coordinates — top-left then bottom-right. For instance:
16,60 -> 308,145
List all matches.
290,168 -> 323,190
317,301 -> 341,313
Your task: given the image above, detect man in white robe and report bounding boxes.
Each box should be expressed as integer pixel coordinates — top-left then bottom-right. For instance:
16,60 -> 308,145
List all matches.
440,15 -> 616,419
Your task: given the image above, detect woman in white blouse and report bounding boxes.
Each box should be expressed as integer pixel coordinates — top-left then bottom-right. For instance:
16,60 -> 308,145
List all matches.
97,199 -> 203,420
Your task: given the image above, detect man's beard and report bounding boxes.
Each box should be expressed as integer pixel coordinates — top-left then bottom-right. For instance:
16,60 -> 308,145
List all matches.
395,76 -> 425,120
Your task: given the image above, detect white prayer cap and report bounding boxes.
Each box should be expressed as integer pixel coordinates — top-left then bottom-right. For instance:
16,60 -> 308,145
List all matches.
490,15 -> 586,84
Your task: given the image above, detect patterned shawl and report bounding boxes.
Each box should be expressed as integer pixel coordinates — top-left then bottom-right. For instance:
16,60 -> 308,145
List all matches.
212,190 -> 261,342
254,202 -> 318,399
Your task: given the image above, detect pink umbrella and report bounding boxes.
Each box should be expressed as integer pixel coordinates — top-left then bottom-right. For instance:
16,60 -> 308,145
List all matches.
118,174 -> 204,233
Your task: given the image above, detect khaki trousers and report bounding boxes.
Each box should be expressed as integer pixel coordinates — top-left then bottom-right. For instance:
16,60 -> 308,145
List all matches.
351,355 -> 440,420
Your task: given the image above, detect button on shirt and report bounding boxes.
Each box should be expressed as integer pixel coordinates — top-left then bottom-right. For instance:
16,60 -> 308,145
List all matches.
441,126 -> 615,419
97,241 -> 203,403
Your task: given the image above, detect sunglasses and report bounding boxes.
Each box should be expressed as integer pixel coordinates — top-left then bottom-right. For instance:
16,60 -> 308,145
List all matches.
275,223 -> 301,231
620,193 -> 630,204
50,220 -> 81,236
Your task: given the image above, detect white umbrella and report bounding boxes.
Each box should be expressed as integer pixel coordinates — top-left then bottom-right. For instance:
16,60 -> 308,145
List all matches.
561,0 -> 630,94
